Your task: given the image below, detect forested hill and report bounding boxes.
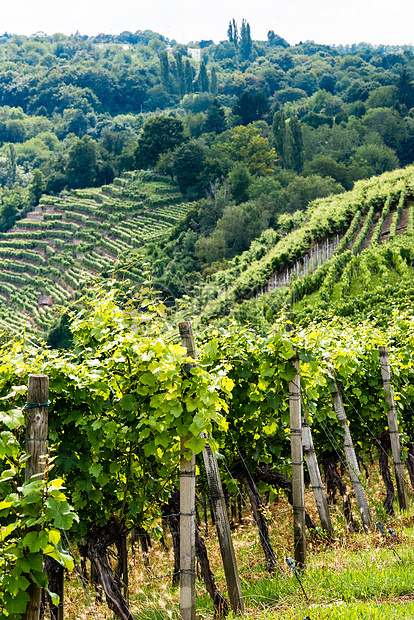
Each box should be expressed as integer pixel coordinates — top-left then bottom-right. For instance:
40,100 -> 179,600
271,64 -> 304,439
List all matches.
2,27 -> 414,339
1,27 -> 414,208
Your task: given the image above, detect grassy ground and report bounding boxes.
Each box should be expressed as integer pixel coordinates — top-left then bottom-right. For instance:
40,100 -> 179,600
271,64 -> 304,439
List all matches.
63,483 -> 414,620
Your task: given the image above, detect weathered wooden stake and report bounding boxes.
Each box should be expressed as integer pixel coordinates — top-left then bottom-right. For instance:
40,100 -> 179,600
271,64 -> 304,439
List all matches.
379,346 -> 410,512
179,321 -> 244,615
23,374 -> 49,620
180,436 -> 196,620
202,442 -> 245,614
289,350 -> 306,570
301,408 -> 334,538
178,321 -> 198,620
326,359 -> 372,532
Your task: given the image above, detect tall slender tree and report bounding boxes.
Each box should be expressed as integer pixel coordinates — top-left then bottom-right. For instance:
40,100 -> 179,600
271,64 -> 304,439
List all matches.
397,69 -> 414,109
176,51 -> 186,97
233,19 -> 239,47
240,20 -> 252,61
28,170 -> 46,206
227,21 -> 234,43
159,51 -> 169,88
210,66 -> 218,94
272,110 -> 287,166
66,135 -> 97,188
184,59 -> 194,94
7,143 -> 16,186
199,61 -> 209,93
286,116 -> 304,173
205,99 -> 227,134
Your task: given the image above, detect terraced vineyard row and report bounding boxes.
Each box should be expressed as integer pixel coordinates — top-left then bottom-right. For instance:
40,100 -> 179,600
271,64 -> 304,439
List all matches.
0,172 -> 194,336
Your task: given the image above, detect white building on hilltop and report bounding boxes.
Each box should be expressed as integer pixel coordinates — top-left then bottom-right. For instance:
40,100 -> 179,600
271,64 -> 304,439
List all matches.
187,48 -> 201,62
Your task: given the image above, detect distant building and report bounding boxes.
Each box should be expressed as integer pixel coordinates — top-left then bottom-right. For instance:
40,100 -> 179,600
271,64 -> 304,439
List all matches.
187,48 -> 201,62
27,211 -> 43,220
95,43 -> 132,50
38,295 -> 54,307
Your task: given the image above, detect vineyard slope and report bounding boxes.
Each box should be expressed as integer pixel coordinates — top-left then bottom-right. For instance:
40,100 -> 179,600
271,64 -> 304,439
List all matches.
199,165 -> 414,324
0,171 -> 195,336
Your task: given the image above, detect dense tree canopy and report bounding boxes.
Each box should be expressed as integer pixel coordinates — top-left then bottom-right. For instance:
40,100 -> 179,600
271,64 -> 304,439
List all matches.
134,116 -> 186,169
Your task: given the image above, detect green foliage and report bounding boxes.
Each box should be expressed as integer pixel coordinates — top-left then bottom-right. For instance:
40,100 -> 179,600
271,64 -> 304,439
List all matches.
135,116 -> 186,169
66,135 -> 98,189
198,62 -> 209,93
286,117 -> 304,173
224,125 -> 276,176
171,140 -> 205,198
232,91 -> 269,126
0,284 -> 233,544
272,110 -> 286,166
0,186 -> 29,233
0,382 -> 77,618
229,162 -> 252,204
200,324 -> 296,472
239,20 -> 253,61
204,99 -> 227,134
184,59 -> 194,94
28,170 -> 45,206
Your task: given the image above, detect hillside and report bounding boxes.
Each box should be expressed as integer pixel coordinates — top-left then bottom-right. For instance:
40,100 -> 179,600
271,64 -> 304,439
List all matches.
197,165 -> 414,326
0,172 -> 195,336
3,164 -> 414,340
4,29 -> 414,339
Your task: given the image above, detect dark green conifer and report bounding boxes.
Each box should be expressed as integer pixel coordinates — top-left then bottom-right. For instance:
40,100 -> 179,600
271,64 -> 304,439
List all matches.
239,19 -> 252,60
210,66 -> 218,94
176,51 -> 186,97
286,116 -> 304,173
272,110 -> 286,166
198,61 -> 209,92
184,59 -> 194,94
205,99 -> 227,134
159,51 -> 169,88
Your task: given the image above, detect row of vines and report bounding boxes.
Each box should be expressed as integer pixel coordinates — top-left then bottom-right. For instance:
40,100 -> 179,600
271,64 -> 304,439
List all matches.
1,280 -> 414,617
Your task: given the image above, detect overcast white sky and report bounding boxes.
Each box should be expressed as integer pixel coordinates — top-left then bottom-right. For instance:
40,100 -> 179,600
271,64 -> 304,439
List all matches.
2,0 -> 414,47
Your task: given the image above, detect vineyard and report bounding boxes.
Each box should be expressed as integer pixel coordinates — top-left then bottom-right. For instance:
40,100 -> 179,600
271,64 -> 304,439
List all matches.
3,165 -> 414,618
5,20 -> 414,619
1,267 -> 414,618
0,171 -> 195,337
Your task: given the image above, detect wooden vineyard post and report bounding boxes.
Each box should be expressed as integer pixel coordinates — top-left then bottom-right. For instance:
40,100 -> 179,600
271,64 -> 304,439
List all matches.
301,409 -> 334,539
23,374 -> 49,620
180,436 -> 196,620
178,321 -> 244,615
289,349 -> 306,570
201,443 -> 245,614
379,347 -> 410,512
326,359 -> 372,532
